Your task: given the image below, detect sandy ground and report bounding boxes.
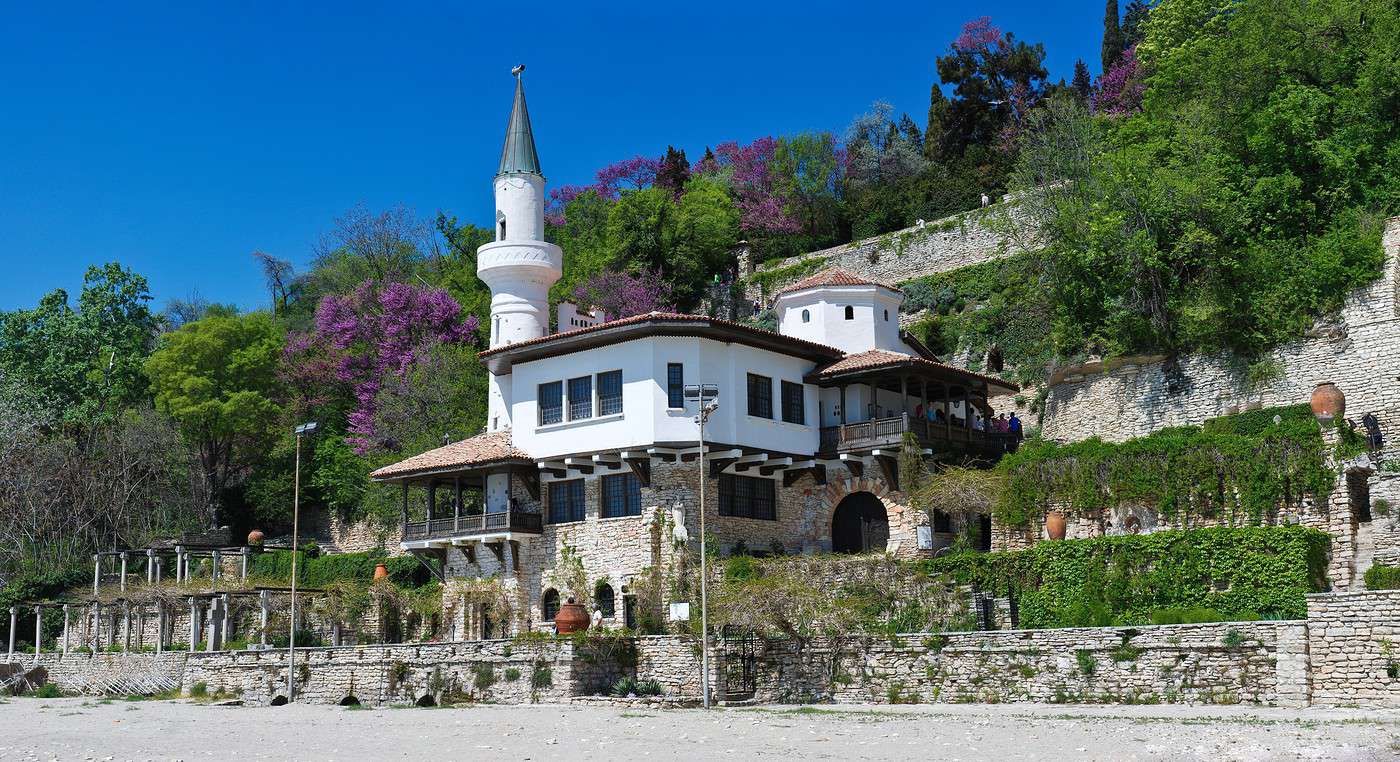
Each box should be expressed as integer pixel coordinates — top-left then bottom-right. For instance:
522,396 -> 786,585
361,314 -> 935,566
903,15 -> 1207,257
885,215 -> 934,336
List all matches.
1,697 -> 1397,761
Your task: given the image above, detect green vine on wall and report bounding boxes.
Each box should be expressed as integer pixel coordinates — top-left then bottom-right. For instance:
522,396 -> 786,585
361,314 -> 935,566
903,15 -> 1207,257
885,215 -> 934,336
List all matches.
993,408 -> 1334,529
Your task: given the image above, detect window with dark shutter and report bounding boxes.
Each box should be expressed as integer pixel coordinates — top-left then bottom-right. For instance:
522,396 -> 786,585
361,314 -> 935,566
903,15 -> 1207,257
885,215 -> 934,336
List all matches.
539,381 -> 563,425
567,376 -> 593,420
548,479 -> 586,523
667,363 -> 685,408
718,475 -> 776,521
598,370 -> 623,416
781,381 -> 805,424
747,374 -> 772,419
601,473 -> 642,518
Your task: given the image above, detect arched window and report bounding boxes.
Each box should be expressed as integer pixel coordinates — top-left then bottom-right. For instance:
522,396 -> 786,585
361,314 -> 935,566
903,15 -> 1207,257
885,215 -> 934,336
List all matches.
801,308 -> 811,323
498,216 -> 507,240
844,305 -> 854,320
542,588 -> 560,621
595,582 -> 616,618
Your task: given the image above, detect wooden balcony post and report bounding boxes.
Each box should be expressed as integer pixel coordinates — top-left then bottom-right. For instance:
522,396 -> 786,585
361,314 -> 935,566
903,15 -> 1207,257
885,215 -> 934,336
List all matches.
839,385 -> 847,425
900,375 -> 908,415
944,385 -> 952,440
427,481 -> 437,522
401,482 -> 409,528
454,477 -> 463,532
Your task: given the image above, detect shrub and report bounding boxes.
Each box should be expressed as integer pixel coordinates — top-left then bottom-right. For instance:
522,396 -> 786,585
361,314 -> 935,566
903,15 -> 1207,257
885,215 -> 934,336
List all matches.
1365,563 -> 1400,591
504,668 -> 521,682
250,550 -> 434,588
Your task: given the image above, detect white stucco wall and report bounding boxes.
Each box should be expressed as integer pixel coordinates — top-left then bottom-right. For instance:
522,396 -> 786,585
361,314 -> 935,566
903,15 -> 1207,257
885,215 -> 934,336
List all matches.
507,336 -> 822,459
775,285 -> 905,355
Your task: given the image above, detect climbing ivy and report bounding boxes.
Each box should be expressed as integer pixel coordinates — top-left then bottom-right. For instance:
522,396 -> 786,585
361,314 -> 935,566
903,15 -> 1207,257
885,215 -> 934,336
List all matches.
922,526 -> 1330,628
992,416 -> 1334,528
744,256 -> 828,298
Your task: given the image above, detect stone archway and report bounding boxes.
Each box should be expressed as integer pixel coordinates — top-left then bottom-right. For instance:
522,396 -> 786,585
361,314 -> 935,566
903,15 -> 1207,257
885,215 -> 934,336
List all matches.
831,492 -> 889,554
811,476 -> 921,556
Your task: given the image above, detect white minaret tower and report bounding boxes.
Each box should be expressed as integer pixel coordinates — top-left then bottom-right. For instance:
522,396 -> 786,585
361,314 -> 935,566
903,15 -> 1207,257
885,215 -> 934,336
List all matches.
478,66 -> 563,432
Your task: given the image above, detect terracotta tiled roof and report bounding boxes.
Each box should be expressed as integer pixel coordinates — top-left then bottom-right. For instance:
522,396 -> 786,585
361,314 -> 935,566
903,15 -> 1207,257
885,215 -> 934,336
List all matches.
775,267 -> 900,296
811,349 -> 1019,394
370,431 -> 530,481
477,312 -> 843,359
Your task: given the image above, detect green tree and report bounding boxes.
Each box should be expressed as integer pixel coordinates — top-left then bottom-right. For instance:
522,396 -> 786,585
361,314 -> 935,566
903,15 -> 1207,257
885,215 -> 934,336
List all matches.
1071,59 -> 1094,104
0,263 -> 156,426
670,179 -> 741,308
145,311 -> 284,528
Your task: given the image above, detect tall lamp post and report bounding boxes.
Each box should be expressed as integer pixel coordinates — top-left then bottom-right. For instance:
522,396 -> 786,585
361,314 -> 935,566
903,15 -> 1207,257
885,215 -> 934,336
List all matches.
287,421 -> 318,703
684,383 -> 719,709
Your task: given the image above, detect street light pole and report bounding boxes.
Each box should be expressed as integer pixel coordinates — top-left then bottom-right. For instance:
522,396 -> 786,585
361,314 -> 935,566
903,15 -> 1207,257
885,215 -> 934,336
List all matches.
684,383 -> 718,709
287,421 -> 317,703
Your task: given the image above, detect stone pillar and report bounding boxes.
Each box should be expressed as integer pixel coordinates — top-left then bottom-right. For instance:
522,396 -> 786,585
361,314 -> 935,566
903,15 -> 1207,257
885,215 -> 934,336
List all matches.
62,605 -> 70,656
32,605 -> 42,660
155,556 -> 163,584
212,550 -> 221,581
7,606 -> 17,659
188,598 -> 199,653
147,550 -> 156,584
93,554 -> 101,595
156,604 -> 165,654
175,547 -> 184,584
120,552 -> 128,592
206,598 -> 223,652
122,602 -> 131,651
240,547 -> 249,581
221,593 -> 233,646
259,590 -> 270,648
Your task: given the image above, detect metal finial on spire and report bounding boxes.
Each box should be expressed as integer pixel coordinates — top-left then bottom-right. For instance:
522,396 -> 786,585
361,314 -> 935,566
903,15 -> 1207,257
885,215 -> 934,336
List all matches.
497,66 -> 541,177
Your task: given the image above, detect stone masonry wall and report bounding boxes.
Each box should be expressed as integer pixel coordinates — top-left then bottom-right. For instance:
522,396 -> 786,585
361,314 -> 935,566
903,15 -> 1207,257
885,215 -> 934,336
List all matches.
1305,590 -> 1400,707
740,622 -> 1308,707
742,205 -> 1025,301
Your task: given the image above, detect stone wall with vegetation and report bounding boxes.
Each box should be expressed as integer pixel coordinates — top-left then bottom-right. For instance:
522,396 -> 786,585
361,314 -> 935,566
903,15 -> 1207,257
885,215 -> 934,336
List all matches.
741,205 -> 1023,301
735,622 -> 1307,707
1039,218 -> 1400,449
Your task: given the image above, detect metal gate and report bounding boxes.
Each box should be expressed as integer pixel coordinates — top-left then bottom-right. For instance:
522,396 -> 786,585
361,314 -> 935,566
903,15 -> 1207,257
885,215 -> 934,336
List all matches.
720,625 -> 758,699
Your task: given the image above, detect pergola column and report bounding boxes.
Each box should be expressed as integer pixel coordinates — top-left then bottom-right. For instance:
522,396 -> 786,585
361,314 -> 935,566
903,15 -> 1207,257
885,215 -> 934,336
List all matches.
93,554 -> 101,595
240,547 -> 250,581
119,552 -> 128,593
188,598 -> 199,653
62,605 -> 70,656
221,593 -> 232,646
156,604 -> 165,654
175,546 -> 185,584
211,550 -> 221,581
259,590 -> 270,648
7,606 -> 17,658
122,602 -> 131,651
146,549 -> 156,584
33,605 -> 42,660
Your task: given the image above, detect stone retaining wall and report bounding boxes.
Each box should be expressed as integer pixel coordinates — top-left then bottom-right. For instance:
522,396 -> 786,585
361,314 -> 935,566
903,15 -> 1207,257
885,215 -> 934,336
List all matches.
1305,590 -> 1400,707
736,622 -> 1308,707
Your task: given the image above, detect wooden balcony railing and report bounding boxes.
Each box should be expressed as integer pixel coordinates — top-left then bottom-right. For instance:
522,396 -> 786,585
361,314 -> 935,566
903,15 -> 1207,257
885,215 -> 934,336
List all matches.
403,510 -> 543,542
818,413 -> 1016,456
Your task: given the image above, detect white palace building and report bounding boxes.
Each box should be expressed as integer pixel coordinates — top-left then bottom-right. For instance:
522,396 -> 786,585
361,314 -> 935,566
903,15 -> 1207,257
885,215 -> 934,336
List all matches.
371,73 -> 1018,635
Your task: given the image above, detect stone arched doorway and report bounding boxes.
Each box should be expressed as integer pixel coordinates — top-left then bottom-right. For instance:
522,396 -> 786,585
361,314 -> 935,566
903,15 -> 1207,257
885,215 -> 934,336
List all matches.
831,492 -> 889,554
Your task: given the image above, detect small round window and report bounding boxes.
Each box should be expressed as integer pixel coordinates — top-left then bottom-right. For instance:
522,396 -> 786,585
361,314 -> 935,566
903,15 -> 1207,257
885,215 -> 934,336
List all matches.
801,309 -> 811,323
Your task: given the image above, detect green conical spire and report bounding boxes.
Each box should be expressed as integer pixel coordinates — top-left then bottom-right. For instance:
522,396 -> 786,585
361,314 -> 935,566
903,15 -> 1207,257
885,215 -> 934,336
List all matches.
497,70 -> 542,177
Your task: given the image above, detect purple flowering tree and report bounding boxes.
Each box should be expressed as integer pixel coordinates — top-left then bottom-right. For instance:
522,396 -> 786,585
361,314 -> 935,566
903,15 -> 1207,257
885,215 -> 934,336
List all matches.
1093,45 -> 1144,116
595,156 -> 661,198
285,280 -> 478,453
694,138 -> 801,235
572,270 -> 674,321
545,184 -> 589,227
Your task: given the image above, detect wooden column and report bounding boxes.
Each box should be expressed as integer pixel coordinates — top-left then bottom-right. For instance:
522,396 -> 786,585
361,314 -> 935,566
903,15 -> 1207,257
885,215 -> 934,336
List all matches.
428,481 -> 437,522
943,384 -> 952,440
401,483 -> 409,527
454,477 -> 463,531
900,375 -> 909,416
839,385 -> 847,424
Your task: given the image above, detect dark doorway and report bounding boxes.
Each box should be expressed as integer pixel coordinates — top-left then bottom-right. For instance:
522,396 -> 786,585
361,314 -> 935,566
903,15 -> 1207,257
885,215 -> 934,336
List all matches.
831,492 -> 889,554
977,514 -> 993,552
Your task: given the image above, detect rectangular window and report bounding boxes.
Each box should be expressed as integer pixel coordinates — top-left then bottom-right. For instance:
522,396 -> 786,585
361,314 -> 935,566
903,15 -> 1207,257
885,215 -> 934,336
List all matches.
780,381 -> 805,425
747,373 -> 772,419
667,363 -> 685,409
601,473 -> 642,518
548,479 -> 586,523
567,376 -> 593,420
718,474 -> 776,521
598,370 -> 623,416
539,381 -> 563,425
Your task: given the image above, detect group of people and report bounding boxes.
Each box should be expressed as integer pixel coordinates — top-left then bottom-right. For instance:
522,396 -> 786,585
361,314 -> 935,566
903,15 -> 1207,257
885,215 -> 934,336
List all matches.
912,403 -> 1023,441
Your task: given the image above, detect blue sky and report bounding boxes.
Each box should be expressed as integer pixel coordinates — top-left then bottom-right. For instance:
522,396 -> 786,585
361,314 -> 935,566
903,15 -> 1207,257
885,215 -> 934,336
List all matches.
0,2 -> 1106,312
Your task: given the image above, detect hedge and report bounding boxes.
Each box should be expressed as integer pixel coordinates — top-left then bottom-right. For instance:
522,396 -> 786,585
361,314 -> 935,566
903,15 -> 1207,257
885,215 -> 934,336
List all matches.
1364,563 -> 1400,591
921,526 -> 1330,628
249,550 -> 433,589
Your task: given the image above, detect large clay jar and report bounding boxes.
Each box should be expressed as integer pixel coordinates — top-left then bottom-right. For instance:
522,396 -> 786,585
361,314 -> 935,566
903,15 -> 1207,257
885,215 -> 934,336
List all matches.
555,601 -> 590,635
1310,382 -> 1345,425
373,563 -> 390,581
246,529 -> 265,547
1044,510 -> 1068,541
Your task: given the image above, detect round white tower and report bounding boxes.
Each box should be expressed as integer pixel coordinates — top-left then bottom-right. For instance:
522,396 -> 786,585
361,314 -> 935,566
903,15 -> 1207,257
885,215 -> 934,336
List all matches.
477,69 -> 562,350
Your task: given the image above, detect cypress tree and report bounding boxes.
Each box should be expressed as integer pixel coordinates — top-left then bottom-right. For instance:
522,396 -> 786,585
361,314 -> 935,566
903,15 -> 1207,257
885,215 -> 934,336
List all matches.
924,85 -> 949,162
1102,0 -> 1123,71
654,145 -> 690,199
